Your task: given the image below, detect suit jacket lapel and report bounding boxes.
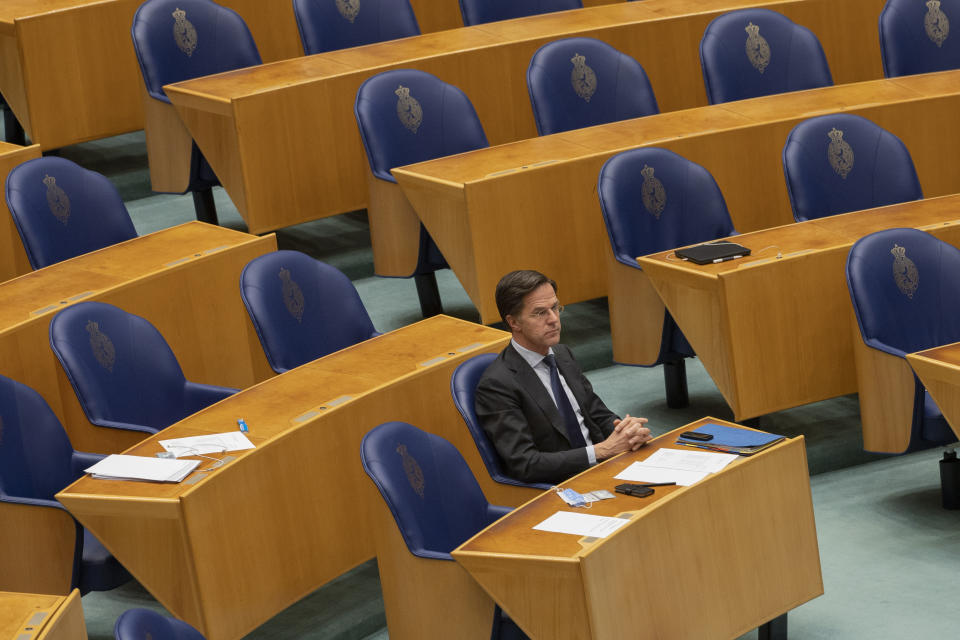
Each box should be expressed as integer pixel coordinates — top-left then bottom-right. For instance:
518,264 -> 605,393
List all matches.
504,344 -> 570,442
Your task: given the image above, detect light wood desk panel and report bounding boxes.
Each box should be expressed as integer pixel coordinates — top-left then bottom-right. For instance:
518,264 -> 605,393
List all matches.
0,590 -> 87,640
165,0 -> 885,234
907,344 -> 960,442
0,222 -> 275,453
395,71 -> 960,323
454,417 -> 822,639
635,195 -> 960,421
0,0 -> 302,150
57,317 -> 523,640
0,141 -> 40,281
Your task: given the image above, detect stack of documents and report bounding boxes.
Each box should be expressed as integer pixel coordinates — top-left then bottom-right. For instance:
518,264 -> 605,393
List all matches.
533,511 -> 630,538
158,431 -> 254,457
614,448 -> 738,486
85,455 -> 201,483
676,423 -> 785,456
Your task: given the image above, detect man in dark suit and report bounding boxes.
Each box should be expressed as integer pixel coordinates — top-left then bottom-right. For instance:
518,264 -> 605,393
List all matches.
475,270 -> 652,484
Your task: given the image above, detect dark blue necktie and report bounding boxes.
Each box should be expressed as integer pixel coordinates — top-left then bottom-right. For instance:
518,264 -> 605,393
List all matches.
544,354 -> 587,448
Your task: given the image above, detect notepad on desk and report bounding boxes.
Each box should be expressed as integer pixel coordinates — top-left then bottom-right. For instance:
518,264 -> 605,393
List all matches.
676,423 -> 785,456
158,431 -> 254,457
615,448 -> 738,486
85,454 -> 201,483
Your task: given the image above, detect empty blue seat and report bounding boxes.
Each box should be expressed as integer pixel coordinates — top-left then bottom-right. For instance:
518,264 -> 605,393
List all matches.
699,8 -> 832,104
239,250 -> 379,373
459,0 -> 582,26
114,608 -> 206,640
49,301 -> 237,435
5,157 -> 137,269
293,0 -> 420,54
783,113 -> 922,222
880,0 -> 960,77
598,147 -> 736,407
0,373 -> 130,595
451,354 -> 553,491
131,0 -> 262,225
846,228 -> 959,453
527,37 -> 658,135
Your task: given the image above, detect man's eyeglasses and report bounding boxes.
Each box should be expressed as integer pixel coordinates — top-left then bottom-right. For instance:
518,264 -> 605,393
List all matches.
529,303 -> 564,320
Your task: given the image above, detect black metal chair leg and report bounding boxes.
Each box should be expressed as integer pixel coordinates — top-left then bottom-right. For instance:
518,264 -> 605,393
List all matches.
414,272 -> 443,318
3,103 -> 26,146
191,188 -> 219,226
940,447 -> 960,510
663,359 -> 689,408
758,613 -> 788,640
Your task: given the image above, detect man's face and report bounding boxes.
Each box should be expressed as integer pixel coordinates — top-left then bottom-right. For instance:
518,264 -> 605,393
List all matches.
506,283 -> 561,355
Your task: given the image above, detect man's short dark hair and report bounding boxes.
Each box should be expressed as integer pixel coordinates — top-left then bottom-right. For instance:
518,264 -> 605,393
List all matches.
495,270 -> 558,324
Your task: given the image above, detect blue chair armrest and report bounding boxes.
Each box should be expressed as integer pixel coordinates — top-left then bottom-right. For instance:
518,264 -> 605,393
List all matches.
486,504 -> 513,521
614,253 -> 643,269
2,494 -> 70,511
491,472 -> 553,492
184,382 -> 239,413
89,418 -> 158,434
71,452 -> 106,478
410,548 -> 454,561
864,337 -> 908,359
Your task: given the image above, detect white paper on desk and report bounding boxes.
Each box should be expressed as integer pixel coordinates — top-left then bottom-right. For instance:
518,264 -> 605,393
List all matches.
532,511 -> 630,538
85,455 -> 200,483
158,432 -> 255,457
614,463 -> 708,486
643,448 -> 738,474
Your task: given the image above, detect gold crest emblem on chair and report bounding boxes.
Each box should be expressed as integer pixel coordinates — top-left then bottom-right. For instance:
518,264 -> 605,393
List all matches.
891,244 -> 919,299
744,22 -> 771,73
395,85 -> 423,134
336,0 -> 361,23
42,175 -> 71,224
279,267 -> 305,323
172,8 -> 198,57
827,127 -> 854,179
640,165 -> 666,219
925,0 -> 950,47
570,53 -> 597,102
86,321 -> 116,372
397,444 -> 425,497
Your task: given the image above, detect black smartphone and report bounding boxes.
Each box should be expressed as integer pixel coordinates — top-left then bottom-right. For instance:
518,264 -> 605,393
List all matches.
680,431 -> 714,441
614,483 -> 655,498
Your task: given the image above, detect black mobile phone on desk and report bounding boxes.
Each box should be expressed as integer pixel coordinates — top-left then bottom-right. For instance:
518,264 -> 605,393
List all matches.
614,483 -> 654,498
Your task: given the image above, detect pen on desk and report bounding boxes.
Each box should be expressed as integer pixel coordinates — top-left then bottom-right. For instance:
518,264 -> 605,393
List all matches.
639,482 -> 676,487
237,418 -> 249,433
712,255 -> 743,263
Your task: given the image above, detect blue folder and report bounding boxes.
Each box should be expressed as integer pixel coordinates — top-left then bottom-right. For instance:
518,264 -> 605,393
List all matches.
678,423 -> 784,448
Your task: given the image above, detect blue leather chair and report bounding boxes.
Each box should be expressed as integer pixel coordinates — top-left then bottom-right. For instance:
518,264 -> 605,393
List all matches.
526,37 -> 659,135
355,68 -> 488,317
459,0 -> 581,26
131,0 -> 262,225
361,421 -> 526,639
293,0 -> 420,54
114,608 -> 206,640
0,373 -> 131,595
239,250 -> 379,373
880,0 -> 960,77
598,147 -> 737,408
451,354 -> 553,491
846,228 -> 959,456
783,113 -> 922,222
699,8 -> 832,104
49,301 -> 237,435
5,157 -> 137,269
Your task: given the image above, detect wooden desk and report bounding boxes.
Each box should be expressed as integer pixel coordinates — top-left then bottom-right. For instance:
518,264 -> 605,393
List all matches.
0,141 -> 40,281
395,70 -> 960,323
57,316 -> 522,640
0,222 -> 275,453
164,0 -> 885,235
634,195 -> 960,421
453,417 -> 822,639
0,0 -> 302,150
0,590 -> 86,640
907,344 -> 960,442
411,0 -> 621,32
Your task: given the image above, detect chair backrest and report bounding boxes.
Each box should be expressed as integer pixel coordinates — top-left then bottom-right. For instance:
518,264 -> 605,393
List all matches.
526,37 -> 658,136
49,302 -> 194,432
459,0 -> 582,26
5,157 -> 137,269
361,421 -> 494,557
355,69 -> 488,182
131,0 -> 262,104
847,228 -> 960,355
879,0 -> 960,77
293,0 -> 420,55
239,250 -> 378,373
114,608 -> 206,640
598,147 -> 736,265
699,8 -> 832,104
782,113 -> 922,222
0,374 -> 76,501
